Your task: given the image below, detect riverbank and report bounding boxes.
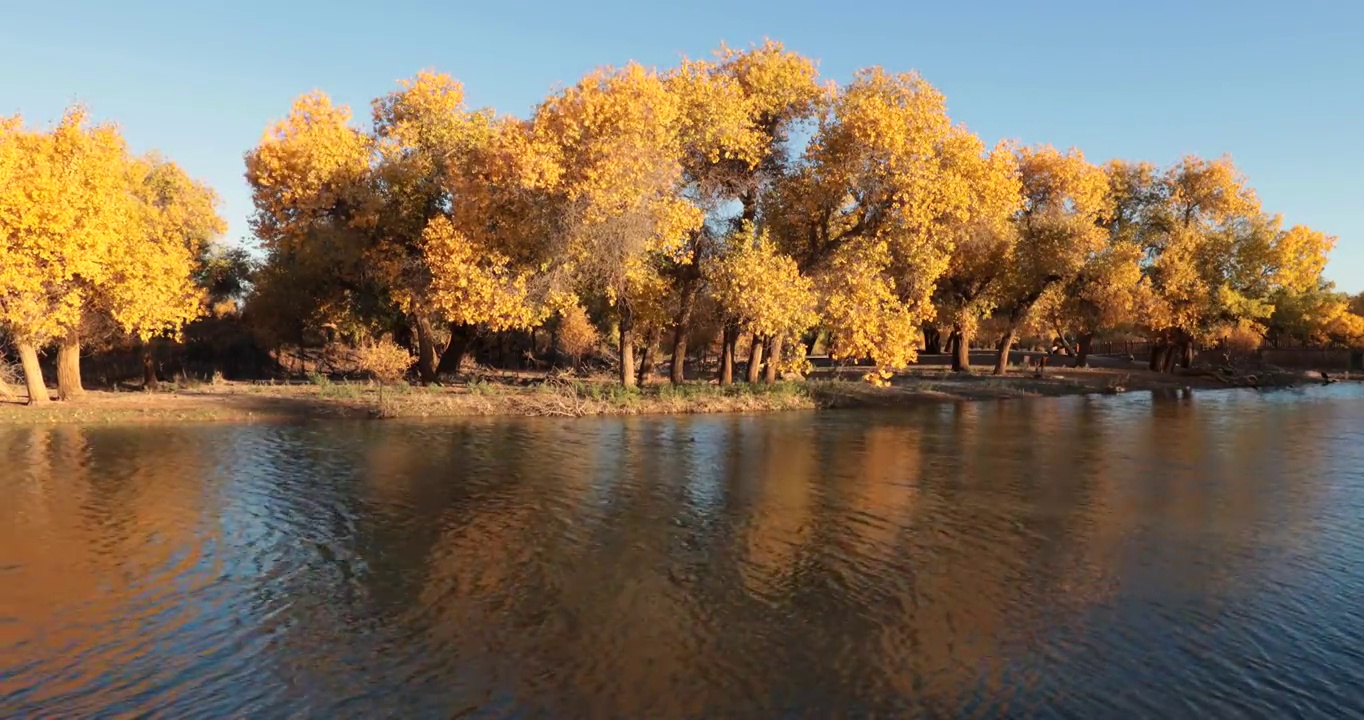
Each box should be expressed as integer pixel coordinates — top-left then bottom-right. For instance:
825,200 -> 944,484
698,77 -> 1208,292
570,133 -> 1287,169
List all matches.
0,365 -> 1346,425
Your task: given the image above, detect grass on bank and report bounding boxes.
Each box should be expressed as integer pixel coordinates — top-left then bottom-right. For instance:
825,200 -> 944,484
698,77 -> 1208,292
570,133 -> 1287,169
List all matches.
0,376 -> 822,424
0,362 -> 1344,425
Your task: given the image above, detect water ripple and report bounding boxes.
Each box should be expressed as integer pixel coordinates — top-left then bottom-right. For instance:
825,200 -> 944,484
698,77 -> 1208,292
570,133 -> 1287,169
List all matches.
1,385 -> 1363,717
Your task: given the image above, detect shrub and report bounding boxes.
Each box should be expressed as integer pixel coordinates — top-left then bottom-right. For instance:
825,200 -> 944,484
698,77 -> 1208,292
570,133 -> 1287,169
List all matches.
355,338 -> 412,403
556,304 -> 600,364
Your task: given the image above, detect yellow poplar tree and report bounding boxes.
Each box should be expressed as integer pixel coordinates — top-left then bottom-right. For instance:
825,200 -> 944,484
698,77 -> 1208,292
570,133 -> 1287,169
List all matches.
928,140 -> 1022,372
370,70 -> 515,382
706,226 -> 817,383
0,108 -> 138,404
1034,240 -> 1148,366
990,145 -> 1111,375
101,157 -> 226,391
529,63 -> 702,386
245,90 -> 376,355
768,68 -> 1013,377
1267,282 -> 1362,348
1142,155 -> 1262,370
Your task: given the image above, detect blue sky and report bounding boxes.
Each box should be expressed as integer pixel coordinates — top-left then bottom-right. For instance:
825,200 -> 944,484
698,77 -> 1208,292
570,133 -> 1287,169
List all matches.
3,0 -> 1361,290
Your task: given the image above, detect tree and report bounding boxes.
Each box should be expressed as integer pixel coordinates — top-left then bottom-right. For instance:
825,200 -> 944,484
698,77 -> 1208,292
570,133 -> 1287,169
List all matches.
247,77 -> 553,384
0,108 -> 139,403
528,63 -> 701,386
1267,282 -> 1363,348
660,41 -> 824,384
355,336 -> 412,405
370,70 -> 502,383
706,225 -> 816,383
196,242 -> 259,311
926,142 -> 1021,372
553,301 -> 600,370
1036,240 -> 1147,366
245,91 -> 378,363
102,157 -> 227,392
767,68 -> 1011,379
990,146 -> 1111,375
1137,155 -> 1266,371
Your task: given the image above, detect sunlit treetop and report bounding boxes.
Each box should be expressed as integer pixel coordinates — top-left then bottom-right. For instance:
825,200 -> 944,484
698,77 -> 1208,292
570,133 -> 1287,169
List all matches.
0,107 -> 140,344
715,39 -> 825,132
245,91 -> 375,250
666,58 -> 765,171
1164,154 -> 1260,230
1269,224 -> 1335,294
530,63 -> 703,279
372,70 -> 493,151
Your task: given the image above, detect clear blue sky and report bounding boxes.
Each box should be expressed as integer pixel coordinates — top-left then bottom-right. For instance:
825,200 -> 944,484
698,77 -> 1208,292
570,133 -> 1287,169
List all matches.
4,0 -> 1361,291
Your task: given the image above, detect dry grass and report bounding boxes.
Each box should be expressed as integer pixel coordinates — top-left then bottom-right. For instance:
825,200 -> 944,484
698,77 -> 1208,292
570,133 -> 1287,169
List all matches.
0,377 -> 818,425
0,364 -> 1342,426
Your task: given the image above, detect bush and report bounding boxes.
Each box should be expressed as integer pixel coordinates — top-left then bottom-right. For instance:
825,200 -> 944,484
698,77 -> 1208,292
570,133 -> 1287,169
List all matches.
354,338 -> 413,403
355,339 -> 412,383
556,304 -> 600,363
0,361 -> 20,400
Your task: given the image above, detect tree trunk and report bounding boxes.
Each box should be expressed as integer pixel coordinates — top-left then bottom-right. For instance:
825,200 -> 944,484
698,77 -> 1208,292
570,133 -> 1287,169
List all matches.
668,330 -> 689,385
1075,332 -> 1094,368
618,306 -> 636,387
18,343 -> 49,405
1180,340 -> 1194,369
764,333 -> 782,383
923,324 -> 942,354
414,314 -> 438,386
637,329 -> 658,386
746,334 -> 765,384
57,328 -> 84,401
437,323 -> 474,377
143,341 -> 160,391
993,328 -> 1017,376
951,325 -> 971,372
1162,342 -> 1179,373
719,325 -> 737,385
1149,342 -> 1166,372
1054,327 -> 1078,357
669,278 -> 699,385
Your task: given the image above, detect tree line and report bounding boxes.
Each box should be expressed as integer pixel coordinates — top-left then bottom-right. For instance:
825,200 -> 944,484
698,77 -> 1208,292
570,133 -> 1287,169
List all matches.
4,41 -> 1362,403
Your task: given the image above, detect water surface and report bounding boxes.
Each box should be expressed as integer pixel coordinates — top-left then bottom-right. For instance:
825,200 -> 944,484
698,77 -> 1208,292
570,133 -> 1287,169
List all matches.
3,385 -> 1364,718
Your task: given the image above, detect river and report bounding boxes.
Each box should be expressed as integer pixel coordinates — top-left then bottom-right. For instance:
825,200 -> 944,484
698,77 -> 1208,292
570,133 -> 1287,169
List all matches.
3,384 -> 1363,718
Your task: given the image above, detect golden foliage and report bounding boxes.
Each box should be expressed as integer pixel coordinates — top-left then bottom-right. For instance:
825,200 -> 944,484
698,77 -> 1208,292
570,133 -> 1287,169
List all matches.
419,216 -> 538,330
555,303 -> 600,359
0,108 -> 224,349
707,226 -> 817,340
245,91 -> 374,253
817,242 -> 923,372
355,337 -> 412,382
108,158 -> 226,340
1271,225 -> 1335,293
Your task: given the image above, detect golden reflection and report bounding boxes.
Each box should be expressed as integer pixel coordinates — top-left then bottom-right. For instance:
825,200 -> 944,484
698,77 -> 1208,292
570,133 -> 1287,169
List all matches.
738,420 -> 816,595
0,426 -> 219,712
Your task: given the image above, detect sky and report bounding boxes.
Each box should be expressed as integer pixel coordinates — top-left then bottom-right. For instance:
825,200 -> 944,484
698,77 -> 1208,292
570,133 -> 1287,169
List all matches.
3,0 -> 1362,291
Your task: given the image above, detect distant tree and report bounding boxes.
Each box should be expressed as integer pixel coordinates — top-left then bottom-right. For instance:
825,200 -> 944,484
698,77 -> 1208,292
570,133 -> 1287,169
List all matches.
706,225 -> 816,383
991,145 -> 1111,375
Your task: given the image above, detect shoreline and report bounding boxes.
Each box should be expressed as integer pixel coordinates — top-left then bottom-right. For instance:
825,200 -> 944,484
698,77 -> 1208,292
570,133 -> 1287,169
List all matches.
0,365 -> 1347,426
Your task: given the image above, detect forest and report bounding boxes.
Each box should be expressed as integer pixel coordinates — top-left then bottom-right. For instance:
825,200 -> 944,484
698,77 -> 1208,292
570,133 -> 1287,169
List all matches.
3,41 -> 1363,406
